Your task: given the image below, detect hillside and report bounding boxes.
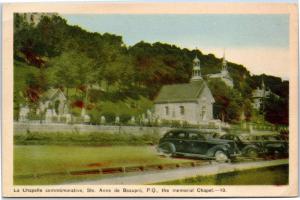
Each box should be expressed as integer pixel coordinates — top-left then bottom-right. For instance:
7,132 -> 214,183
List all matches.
13,13 -> 288,125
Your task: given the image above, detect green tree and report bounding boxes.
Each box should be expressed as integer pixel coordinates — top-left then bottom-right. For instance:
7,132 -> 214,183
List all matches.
48,51 -> 80,98
207,79 -> 243,122
264,94 -> 288,125
49,50 -> 95,103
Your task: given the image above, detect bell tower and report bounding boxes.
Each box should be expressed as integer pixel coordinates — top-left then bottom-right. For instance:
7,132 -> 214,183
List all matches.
191,55 -> 202,81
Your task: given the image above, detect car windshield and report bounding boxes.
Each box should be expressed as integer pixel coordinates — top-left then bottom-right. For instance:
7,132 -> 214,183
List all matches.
220,134 -> 235,140
164,130 -> 214,140
164,132 -> 174,138
190,131 -> 217,140
164,131 -> 187,139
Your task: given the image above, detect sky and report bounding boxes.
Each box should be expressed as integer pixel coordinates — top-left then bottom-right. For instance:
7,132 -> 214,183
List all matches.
62,14 -> 290,80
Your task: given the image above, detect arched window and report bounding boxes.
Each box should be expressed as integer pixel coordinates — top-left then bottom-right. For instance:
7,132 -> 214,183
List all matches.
180,106 -> 185,115
54,100 -> 60,115
165,106 -> 169,115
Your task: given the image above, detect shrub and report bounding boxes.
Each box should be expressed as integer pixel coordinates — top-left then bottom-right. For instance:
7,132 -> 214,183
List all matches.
88,109 -> 101,125
160,119 -> 171,127
170,120 -> 181,128
120,113 -> 131,124
14,131 -> 161,146
103,112 -> 115,124
27,111 -> 41,121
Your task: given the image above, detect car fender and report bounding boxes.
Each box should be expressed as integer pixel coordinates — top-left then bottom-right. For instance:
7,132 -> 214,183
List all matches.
158,142 -> 176,153
207,144 -> 229,157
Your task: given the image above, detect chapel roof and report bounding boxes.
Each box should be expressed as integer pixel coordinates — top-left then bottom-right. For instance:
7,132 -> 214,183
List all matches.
154,80 -> 205,103
193,55 -> 200,63
41,88 -> 66,101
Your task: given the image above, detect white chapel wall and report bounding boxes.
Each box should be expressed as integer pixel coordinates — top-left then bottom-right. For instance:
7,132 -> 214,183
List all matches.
154,102 -> 199,124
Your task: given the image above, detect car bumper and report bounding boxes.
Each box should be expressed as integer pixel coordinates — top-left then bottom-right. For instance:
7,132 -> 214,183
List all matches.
156,146 -> 167,155
229,152 -> 242,158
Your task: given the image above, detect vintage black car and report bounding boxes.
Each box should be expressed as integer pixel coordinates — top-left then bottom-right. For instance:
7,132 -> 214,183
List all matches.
251,134 -> 288,156
219,133 -> 264,157
157,129 -> 240,162
219,133 -> 288,157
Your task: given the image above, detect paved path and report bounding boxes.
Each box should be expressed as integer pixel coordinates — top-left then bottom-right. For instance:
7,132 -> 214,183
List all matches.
71,159 -> 288,185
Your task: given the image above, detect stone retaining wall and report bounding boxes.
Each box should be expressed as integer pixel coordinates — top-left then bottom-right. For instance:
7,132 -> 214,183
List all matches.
14,122 -> 281,136
14,122 -> 219,136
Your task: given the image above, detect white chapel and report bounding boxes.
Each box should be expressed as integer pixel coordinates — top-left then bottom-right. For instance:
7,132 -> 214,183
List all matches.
154,55 -> 215,124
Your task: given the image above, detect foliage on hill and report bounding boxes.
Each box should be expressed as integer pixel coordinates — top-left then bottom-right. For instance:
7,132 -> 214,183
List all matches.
13,14 -> 289,125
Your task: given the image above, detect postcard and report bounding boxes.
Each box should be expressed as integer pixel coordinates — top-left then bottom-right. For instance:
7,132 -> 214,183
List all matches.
2,2 -> 298,197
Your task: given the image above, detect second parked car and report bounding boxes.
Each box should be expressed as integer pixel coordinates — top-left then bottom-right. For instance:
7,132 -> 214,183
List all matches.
218,133 -> 288,158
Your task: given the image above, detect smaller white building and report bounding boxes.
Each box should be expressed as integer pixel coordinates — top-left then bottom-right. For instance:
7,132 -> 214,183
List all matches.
207,52 -> 234,88
39,88 -> 69,116
18,88 -> 70,123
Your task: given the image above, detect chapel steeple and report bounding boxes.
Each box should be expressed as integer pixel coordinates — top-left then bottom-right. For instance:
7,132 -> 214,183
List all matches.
261,78 -> 265,90
191,54 -> 202,81
221,50 -> 228,75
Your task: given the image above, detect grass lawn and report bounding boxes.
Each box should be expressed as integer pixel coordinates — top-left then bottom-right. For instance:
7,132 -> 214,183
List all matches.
156,165 -> 288,185
14,145 -> 188,185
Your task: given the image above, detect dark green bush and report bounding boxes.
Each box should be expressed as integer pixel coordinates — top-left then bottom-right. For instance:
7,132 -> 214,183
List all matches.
120,113 -> 131,124
88,109 -> 101,124
103,112 -> 116,124
14,131 -> 160,146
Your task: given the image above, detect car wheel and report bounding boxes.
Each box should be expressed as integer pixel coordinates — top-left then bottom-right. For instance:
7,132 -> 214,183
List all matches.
214,150 -> 228,162
246,148 -> 258,158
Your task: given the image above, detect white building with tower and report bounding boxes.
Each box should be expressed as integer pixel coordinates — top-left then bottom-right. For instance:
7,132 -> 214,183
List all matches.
154,54 -> 215,124
252,79 -> 278,110
207,52 -> 234,88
